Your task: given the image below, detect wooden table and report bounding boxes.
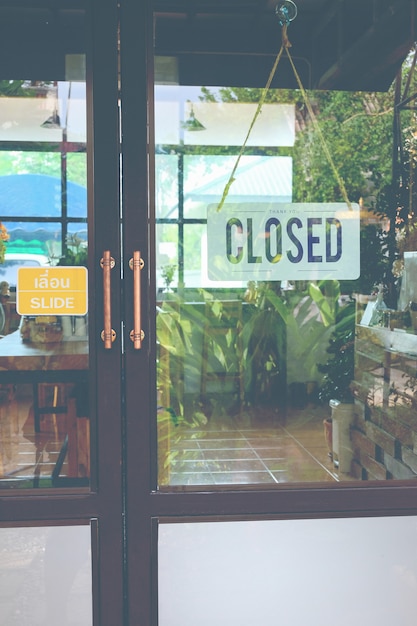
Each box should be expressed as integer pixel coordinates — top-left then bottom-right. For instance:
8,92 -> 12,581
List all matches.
0,330 -> 88,380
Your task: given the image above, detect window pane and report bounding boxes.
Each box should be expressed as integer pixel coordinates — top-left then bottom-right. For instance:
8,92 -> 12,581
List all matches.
156,223 -> 178,292
0,525 -> 92,624
155,79 -> 417,488
159,517 -> 417,625
0,78 -> 90,490
156,154 -> 179,219
183,155 -> 292,219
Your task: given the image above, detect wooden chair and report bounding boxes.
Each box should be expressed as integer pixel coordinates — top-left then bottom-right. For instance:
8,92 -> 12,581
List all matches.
51,389 -> 90,487
0,382 -> 18,477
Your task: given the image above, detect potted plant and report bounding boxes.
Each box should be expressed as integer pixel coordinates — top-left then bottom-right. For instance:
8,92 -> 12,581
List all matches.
56,233 -> 88,267
318,299 -> 356,472
160,263 -> 177,293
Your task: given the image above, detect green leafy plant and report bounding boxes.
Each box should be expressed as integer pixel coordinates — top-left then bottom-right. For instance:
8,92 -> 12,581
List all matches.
318,300 -> 356,404
285,286 -> 337,394
241,282 -> 287,407
160,264 -> 177,290
0,222 -> 9,264
242,280 -> 343,407
156,281 -> 345,417
57,233 -> 87,267
339,223 -> 390,297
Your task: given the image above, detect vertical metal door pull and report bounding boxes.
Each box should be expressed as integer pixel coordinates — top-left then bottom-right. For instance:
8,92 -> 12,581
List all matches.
129,251 -> 145,349
100,250 -> 116,348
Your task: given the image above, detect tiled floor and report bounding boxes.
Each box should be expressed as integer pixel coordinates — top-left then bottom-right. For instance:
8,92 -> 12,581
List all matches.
161,404 -> 351,486
2,391 -> 351,487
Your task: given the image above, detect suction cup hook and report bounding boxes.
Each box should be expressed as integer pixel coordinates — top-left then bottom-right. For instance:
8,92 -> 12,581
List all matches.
275,0 -> 298,26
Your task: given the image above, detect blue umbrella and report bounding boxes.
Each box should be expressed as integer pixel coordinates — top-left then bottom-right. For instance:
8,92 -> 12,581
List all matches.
0,173 -> 87,219
0,173 -> 87,253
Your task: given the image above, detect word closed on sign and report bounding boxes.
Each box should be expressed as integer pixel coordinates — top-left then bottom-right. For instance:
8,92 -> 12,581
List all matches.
17,266 -> 88,316
207,203 -> 360,281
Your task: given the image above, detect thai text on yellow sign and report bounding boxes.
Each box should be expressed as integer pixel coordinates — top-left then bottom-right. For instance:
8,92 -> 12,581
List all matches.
17,266 -> 88,316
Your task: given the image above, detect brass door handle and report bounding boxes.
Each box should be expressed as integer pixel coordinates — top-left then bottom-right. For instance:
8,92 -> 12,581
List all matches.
129,251 -> 145,349
100,250 -> 116,348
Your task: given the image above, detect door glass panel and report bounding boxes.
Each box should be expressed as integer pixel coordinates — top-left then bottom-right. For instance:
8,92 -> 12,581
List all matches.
155,70 -> 417,487
0,524 -> 92,624
0,76 -> 89,488
159,516 -> 417,625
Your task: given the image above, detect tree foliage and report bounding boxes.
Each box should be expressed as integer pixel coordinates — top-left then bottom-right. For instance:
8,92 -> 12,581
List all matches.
201,84 -> 395,206
200,59 -> 417,300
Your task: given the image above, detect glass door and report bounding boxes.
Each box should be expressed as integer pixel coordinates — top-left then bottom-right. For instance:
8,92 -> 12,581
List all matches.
4,1 -> 417,625
0,2 -> 125,625
0,74 -> 89,490
144,14 -> 417,491
122,1 -> 417,624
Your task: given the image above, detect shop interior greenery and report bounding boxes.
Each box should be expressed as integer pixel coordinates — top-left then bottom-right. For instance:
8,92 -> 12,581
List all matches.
0,222 -> 9,264
340,222 -> 390,298
241,279 -> 339,409
156,279 -> 343,421
317,299 -> 356,405
56,233 -> 88,267
160,264 -> 177,292
155,51 -> 417,423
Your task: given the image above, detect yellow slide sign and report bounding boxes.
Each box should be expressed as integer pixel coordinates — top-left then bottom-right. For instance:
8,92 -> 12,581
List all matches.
17,266 -> 88,316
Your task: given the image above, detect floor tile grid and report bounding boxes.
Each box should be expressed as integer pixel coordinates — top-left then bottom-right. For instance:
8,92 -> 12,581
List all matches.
201,433 -> 280,484
277,426 -> 339,481
238,427 -> 338,483
168,423 -> 340,485
169,433 -> 260,485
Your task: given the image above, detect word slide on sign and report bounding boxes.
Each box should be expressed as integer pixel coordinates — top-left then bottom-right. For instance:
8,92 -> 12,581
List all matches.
17,266 -> 88,316
207,202 -> 360,281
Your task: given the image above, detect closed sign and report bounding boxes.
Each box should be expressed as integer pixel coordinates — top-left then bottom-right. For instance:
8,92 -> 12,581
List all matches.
207,203 -> 360,281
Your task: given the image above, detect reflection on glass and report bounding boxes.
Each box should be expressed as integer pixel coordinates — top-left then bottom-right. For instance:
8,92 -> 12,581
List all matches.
155,154 -> 179,219
0,378 -> 89,488
0,525 -> 92,625
155,81 -> 417,487
183,155 -> 292,219
0,79 -> 89,489
156,223 -> 179,292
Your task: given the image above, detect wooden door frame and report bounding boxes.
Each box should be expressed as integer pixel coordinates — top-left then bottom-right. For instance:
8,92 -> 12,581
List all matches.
120,1 -> 417,624
0,2 -> 125,625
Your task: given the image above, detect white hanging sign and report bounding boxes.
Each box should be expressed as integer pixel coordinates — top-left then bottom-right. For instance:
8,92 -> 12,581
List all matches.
207,203 -> 360,281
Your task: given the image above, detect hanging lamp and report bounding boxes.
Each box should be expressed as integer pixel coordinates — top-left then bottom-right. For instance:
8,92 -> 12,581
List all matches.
181,103 -> 205,131
41,109 -> 61,129
41,82 -> 61,129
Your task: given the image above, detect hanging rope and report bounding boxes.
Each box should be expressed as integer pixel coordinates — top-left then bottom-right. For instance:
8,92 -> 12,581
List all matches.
285,46 -> 353,211
216,39 -> 287,212
217,18 -> 353,212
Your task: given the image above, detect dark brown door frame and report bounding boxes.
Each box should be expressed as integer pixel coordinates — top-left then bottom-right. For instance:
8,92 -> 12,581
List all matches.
0,0 -> 417,622
0,2 -> 125,625
120,1 -> 417,624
